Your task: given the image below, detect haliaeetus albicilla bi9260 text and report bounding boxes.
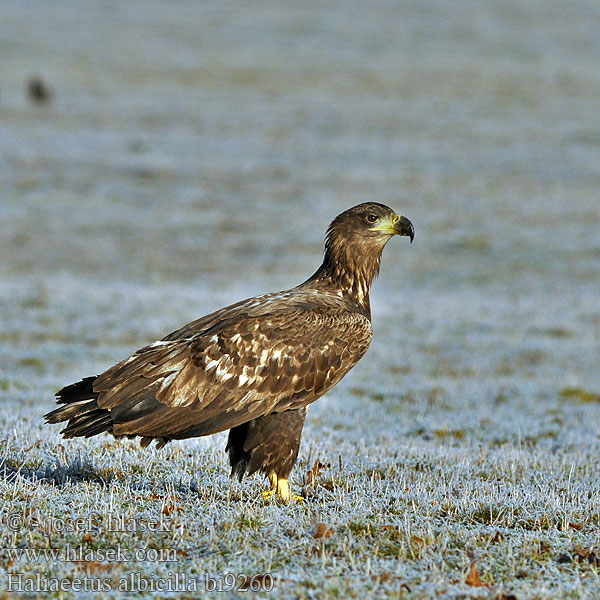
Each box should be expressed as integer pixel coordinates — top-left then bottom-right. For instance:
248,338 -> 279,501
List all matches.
45,203 -> 414,501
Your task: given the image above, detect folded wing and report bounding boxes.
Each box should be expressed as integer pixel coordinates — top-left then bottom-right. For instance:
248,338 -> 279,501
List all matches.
93,305 -> 372,440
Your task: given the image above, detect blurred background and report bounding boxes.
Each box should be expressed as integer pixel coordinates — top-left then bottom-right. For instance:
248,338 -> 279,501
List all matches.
1,1 -> 599,422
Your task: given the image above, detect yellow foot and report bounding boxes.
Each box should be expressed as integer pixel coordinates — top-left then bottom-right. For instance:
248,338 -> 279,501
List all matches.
261,489 -> 277,499
261,473 -> 304,503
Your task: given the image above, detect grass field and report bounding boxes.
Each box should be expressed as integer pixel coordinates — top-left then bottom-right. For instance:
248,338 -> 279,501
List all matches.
1,278 -> 599,598
1,1 -> 600,597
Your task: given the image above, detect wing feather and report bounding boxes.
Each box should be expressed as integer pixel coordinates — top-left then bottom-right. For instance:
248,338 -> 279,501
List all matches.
93,294 -> 373,439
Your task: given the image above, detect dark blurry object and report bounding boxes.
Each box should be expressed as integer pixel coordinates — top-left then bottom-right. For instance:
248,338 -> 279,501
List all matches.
27,76 -> 53,105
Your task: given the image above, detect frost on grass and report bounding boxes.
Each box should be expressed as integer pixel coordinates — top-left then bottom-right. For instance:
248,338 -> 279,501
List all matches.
1,370 -> 599,598
2,0 -> 600,596
1,212 -> 600,599
1,216 -> 600,599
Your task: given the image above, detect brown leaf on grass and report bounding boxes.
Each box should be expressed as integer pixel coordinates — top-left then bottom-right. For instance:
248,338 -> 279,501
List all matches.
572,545 -> 592,558
162,495 -> 183,516
381,572 -> 393,583
465,562 -> 489,587
568,522 -> 584,531
306,460 -> 328,486
537,540 -> 550,554
371,571 -> 393,584
491,530 -> 505,543
571,545 -> 599,565
313,523 -> 334,539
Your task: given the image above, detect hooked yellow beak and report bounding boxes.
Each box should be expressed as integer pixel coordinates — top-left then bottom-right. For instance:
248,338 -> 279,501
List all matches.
372,214 -> 414,243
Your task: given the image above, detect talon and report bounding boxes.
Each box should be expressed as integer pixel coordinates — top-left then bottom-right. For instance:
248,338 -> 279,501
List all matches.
261,472 -> 278,500
260,474 -> 301,503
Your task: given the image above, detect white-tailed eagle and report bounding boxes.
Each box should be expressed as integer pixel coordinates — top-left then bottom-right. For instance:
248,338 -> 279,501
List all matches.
45,203 -> 414,501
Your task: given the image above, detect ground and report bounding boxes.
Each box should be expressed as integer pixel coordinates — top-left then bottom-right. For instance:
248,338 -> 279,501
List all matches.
1,1 -> 599,598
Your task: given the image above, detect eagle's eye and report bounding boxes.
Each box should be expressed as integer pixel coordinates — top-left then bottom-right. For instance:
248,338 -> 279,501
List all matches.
366,214 -> 378,224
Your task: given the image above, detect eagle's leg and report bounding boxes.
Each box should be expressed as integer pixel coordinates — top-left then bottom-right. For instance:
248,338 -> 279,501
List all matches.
268,472 -> 278,493
261,473 -> 303,503
261,471 -> 280,502
269,471 -> 278,489
226,408 -> 307,502
260,472 -> 279,499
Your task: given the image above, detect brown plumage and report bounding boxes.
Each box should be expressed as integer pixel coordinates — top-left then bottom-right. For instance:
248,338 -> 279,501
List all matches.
45,202 -> 414,500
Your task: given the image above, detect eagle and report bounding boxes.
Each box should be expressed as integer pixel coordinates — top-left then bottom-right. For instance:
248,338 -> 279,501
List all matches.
45,202 -> 414,501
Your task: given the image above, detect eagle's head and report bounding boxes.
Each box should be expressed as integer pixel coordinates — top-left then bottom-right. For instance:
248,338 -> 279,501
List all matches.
315,202 -> 414,311
327,202 -> 414,248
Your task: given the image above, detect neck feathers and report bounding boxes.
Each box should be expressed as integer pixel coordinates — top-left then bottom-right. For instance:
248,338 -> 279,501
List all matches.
307,227 -> 383,317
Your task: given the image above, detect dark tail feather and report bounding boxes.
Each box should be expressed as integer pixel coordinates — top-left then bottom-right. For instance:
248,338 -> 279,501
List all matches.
45,376 -> 114,438
53,376 -> 99,405
226,423 -> 251,482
